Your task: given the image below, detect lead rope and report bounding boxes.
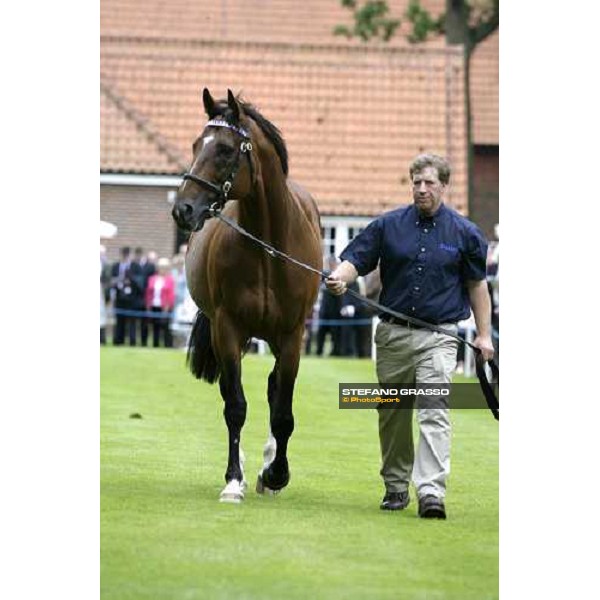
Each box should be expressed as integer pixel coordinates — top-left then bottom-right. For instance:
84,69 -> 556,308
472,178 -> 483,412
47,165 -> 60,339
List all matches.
209,207 -> 499,421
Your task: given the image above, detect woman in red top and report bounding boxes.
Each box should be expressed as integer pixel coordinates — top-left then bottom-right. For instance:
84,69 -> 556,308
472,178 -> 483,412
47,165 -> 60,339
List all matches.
145,257 -> 175,347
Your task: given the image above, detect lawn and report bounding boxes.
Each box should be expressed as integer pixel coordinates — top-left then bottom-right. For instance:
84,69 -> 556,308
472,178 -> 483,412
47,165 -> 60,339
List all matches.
101,347 -> 498,600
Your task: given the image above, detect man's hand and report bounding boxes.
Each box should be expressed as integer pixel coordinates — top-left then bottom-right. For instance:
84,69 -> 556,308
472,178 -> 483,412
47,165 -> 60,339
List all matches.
325,274 -> 347,296
473,334 -> 494,362
325,260 -> 359,296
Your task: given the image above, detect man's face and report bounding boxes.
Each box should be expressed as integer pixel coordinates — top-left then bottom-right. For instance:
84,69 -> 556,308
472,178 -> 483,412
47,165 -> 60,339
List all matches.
411,166 -> 446,216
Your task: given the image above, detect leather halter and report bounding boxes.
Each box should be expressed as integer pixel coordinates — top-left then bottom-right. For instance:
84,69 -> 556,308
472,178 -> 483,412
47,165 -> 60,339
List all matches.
181,119 -> 254,213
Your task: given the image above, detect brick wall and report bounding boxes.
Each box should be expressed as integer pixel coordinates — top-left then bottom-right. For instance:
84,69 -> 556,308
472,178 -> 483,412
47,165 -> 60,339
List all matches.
100,184 -> 178,261
471,145 -> 499,240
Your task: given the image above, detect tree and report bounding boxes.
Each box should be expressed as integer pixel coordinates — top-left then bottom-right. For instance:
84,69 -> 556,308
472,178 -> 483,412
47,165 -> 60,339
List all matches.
335,0 -> 499,212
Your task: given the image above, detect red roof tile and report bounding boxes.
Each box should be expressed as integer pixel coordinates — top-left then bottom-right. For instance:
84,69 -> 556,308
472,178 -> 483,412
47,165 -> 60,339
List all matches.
100,0 -> 499,216
101,79 -> 187,173
101,39 -> 468,215
101,0 -> 446,48
101,0 -> 496,146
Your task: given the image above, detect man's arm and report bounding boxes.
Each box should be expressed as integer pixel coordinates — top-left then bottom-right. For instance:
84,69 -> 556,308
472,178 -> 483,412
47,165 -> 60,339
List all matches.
467,279 -> 495,361
325,260 -> 359,296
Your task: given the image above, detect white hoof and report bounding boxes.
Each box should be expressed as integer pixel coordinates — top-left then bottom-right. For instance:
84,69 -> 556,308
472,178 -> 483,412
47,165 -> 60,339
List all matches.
219,479 -> 247,503
255,472 -> 280,496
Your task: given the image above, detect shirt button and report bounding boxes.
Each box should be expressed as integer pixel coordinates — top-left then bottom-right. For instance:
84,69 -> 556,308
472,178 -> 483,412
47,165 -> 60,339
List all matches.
424,228 -> 428,233
414,286 -> 419,291
411,306 -> 415,311
421,247 -> 426,252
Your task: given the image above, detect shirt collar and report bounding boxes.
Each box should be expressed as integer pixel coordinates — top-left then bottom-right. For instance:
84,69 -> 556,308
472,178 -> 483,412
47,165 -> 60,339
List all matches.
412,202 -> 447,224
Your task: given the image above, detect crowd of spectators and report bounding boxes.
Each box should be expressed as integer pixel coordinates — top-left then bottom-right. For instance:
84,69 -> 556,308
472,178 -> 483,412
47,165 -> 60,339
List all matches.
100,245 -> 189,348
101,236 -> 499,361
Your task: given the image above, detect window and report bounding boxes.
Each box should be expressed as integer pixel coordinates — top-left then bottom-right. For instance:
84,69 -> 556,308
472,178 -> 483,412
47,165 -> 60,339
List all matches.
321,226 -> 336,258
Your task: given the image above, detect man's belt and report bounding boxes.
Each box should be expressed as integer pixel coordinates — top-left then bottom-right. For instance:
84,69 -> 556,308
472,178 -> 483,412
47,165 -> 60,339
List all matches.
380,314 -> 453,331
380,314 -> 425,329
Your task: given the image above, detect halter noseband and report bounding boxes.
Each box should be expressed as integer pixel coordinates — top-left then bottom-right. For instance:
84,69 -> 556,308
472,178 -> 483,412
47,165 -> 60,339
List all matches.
181,119 -> 254,216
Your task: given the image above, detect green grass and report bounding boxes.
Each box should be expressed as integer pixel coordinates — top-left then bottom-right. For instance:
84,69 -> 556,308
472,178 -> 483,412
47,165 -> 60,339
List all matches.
101,348 -> 498,600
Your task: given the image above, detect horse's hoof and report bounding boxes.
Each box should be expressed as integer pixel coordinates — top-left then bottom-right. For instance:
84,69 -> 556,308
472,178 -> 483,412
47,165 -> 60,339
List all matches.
255,472 -> 280,496
256,466 -> 289,494
219,479 -> 247,503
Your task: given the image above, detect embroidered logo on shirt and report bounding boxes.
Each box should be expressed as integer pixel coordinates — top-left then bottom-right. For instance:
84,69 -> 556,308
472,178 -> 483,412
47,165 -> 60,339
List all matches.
439,242 -> 458,253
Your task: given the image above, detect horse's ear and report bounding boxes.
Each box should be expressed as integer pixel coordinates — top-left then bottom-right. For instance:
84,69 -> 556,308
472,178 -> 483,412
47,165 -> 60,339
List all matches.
202,88 -> 216,118
227,89 -> 240,122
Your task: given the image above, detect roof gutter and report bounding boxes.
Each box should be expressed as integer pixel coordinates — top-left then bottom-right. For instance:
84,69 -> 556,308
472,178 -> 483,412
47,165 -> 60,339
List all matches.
100,173 -> 182,187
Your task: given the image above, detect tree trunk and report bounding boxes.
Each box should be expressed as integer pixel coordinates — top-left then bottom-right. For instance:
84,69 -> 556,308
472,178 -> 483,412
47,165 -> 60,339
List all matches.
445,0 -> 474,216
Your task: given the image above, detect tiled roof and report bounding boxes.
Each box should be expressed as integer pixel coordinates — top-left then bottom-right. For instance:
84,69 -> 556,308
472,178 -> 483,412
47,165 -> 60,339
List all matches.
101,39 -> 467,216
100,0 -> 497,215
101,0 -> 446,48
101,79 -> 187,173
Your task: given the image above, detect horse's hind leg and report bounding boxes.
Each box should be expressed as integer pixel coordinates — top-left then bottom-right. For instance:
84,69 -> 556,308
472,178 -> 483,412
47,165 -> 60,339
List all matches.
258,331 -> 302,493
214,314 -> 248,503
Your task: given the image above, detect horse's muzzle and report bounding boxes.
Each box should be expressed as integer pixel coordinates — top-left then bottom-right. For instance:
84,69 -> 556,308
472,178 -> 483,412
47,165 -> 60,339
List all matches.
172,203 -> 211,232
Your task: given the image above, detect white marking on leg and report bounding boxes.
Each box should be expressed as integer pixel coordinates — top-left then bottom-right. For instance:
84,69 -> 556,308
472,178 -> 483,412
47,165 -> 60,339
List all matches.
255,431 -> 279,496
202,135 -> 214,148
220,479 -> 245,503
262,431 -> 276,471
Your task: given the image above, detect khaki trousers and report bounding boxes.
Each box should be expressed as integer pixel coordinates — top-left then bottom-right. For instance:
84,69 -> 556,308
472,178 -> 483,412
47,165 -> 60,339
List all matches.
375,320 -> 459,499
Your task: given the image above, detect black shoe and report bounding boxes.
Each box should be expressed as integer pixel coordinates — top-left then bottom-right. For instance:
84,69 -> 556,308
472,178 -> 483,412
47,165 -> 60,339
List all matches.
418,495 -> 446,519
380,490 -> 410,511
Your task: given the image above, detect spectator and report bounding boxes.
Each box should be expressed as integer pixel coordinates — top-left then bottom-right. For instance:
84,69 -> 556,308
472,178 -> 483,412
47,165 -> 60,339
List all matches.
145,257 -> 175,348
339,280 -> 368,357
304,286 -> 321,355
111,247 -> 144,345
134,248 -> 157,346
100,244 -> 109,345
316,257 -> 342,356
171,253 -> 188,312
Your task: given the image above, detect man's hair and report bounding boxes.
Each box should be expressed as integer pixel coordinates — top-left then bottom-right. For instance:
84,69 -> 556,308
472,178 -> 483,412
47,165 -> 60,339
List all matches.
409,153 -> 451,185
120,246 -> 131,257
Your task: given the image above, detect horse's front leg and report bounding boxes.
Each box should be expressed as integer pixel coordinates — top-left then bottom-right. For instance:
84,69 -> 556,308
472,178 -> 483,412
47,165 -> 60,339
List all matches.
214,313 -> 248,503
258,329 -> 302,493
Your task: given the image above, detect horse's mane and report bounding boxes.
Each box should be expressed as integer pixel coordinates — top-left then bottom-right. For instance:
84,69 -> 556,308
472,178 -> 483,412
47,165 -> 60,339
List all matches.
214,98 -> 289,176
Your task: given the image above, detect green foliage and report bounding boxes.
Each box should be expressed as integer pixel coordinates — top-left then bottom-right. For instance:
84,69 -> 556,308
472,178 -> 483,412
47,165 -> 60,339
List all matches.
405,0 -> 445,43
101,348 -> 498,599
333,24 -> 353,38
334,0 -> 401,43
336,0 -> 498,47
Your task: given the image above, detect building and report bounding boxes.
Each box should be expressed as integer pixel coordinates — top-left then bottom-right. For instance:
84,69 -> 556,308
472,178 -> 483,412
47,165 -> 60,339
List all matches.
101,0 -> 498,261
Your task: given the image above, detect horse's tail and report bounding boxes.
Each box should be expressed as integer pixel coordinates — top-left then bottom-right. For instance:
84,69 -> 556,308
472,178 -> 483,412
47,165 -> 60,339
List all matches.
186,311 -> 220,384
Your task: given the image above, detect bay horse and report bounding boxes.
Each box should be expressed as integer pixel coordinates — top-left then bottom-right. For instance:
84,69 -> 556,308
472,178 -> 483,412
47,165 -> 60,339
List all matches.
172,89 -> 322,503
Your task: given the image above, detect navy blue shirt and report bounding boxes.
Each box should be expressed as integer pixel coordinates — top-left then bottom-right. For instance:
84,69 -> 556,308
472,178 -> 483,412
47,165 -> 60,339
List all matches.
340,203 -> 488,324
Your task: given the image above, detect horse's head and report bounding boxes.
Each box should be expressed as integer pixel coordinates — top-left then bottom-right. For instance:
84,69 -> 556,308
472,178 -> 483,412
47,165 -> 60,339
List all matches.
172,88 -> 255,233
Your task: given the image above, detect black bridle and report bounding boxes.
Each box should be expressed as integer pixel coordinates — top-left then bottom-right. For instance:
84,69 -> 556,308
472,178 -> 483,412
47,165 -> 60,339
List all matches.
181,119 -> 254,215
